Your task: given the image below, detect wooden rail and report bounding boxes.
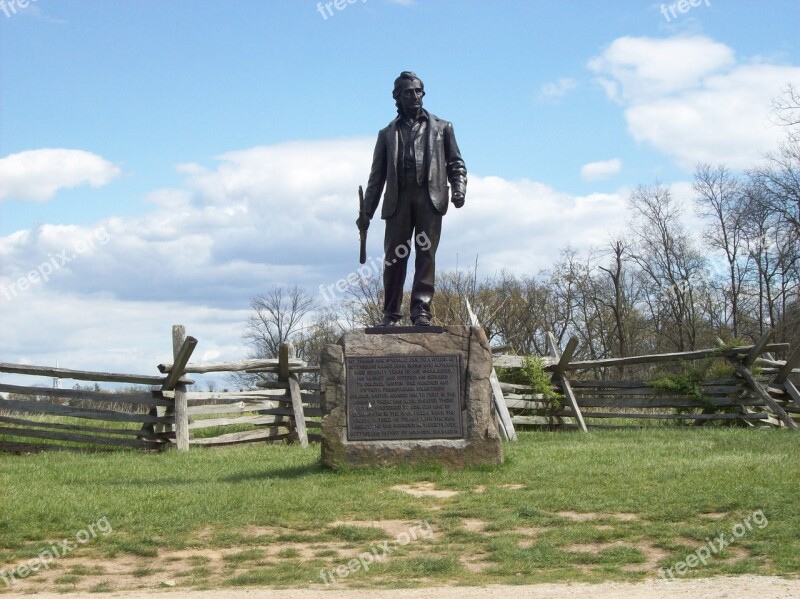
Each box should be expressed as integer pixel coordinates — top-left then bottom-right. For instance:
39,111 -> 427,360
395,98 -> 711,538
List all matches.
497,332 -> 799,431
0,363 -> 168,386
0,325 -> 316,453
560,344 -> 789,371
179,339 -> 316,449
0,352 -> 177,452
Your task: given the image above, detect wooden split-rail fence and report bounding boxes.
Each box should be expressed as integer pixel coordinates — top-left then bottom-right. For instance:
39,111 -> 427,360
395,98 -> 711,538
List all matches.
0,325 -> 319,453
1,324 -> 798,453
491,330 -> 800,433
159,335 -> 321,449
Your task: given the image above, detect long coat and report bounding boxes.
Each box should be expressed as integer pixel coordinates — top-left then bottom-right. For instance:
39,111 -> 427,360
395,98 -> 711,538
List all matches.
364,110 -> 467,219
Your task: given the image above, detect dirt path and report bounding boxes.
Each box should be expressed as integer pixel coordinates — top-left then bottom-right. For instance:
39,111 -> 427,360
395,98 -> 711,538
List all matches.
2,576 -> 799,599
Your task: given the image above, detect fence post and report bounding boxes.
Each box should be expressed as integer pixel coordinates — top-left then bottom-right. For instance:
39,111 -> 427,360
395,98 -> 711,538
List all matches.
279,341 -> 308,447
172,325 -> 191,451
547,333 -> 587,432
728,330 -> 797,430
774,345 -> 800,412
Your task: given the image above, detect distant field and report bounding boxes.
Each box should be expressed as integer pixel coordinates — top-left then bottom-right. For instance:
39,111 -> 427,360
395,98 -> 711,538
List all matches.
0,429 -> 798,594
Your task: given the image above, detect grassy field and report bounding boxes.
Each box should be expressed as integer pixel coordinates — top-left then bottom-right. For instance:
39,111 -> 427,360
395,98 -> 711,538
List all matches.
0,428 -> 798,593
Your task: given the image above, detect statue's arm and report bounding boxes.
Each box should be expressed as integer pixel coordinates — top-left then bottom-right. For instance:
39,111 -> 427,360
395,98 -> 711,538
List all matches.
444,122 -> 467,202
363,130 -> 388,219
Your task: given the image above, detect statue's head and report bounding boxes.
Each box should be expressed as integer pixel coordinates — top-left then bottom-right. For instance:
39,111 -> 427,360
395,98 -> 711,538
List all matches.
393,71 -> 425,117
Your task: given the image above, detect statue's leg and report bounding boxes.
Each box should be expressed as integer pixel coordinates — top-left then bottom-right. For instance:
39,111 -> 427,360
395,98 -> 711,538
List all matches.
382,183 -> 415,322
409,186 -> 442,321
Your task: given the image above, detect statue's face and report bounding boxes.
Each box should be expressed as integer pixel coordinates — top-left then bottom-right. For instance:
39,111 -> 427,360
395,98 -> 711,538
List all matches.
396,79 -> 424,116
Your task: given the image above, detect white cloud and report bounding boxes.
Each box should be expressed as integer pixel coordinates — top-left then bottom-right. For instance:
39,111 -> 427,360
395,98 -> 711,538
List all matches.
0,149 -> 121,202
0,139 -> 629,304
588,36 -> 735,103
588,35 -> 800,169
434,177 -> 627,276
538,78 -> 577,101
0,287 -> 250,390
581,159 -> 622,181
0,138 -> 631,380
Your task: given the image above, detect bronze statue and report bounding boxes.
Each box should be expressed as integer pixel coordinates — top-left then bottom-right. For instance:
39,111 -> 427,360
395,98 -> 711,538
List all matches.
357,71 -> 467,327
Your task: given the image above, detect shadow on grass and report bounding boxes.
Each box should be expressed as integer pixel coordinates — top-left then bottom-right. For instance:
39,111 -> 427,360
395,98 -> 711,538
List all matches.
221,462 -> 327,483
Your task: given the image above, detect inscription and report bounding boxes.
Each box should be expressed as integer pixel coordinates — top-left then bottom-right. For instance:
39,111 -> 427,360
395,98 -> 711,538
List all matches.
346,355 -> 462,441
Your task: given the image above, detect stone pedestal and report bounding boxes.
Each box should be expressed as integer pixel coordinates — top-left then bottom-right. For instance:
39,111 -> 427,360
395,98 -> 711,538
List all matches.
320,325 -> 503,469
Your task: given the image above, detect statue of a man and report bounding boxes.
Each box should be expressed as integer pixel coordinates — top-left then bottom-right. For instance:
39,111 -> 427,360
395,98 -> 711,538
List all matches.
358,71 -> 467,327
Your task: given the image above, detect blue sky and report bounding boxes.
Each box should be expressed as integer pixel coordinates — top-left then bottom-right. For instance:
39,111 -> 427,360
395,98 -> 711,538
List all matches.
1,0 -> 799,383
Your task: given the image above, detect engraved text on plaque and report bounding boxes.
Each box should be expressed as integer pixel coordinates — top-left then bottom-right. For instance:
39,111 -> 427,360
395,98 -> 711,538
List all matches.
346,355 -> 462,441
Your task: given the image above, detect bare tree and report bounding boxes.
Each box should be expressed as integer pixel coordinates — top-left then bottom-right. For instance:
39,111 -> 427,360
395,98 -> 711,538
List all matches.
693,163 -> 752,338
244,285 -> 315,359
340,273 -> 385,328
770,82 -> 800,144
488,272 -> 534,353
293,304 -> 348,368
431,264 -> 478,327
596,238 -> 638,363
752,84 -> 800,238
742,179 -> 800,342
751,142 -> 800,239
627,183 -> 708,351
432,260 -> 509,340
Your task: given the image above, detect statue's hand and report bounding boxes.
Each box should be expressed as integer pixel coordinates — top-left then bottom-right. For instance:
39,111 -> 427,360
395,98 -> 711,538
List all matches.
452,192 -> 465,209
356,215 -> 370,231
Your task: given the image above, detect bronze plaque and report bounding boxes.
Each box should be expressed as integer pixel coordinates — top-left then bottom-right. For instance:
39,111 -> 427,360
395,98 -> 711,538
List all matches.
346,354 -> 462,441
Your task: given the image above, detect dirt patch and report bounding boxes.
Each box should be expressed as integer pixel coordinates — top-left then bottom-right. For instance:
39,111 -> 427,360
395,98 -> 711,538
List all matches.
501,483 -> 525,490
510,527 -> 544,547
462,519 -> 487,533
0,536 -> 368,595
671,538 -> 750,565
193,526 -> 215,539
557,511 -> 603,522
699,512 -> 728,520
612,513 -> 639,522
557,511 -> 639,522
512,526 -> 543,535
0,516 -> 763,597
564,539 -> 668,573
391,482 -> 459,498
240,525 -> 284,537
720,546 -> 749,563
459,553 -> 493,573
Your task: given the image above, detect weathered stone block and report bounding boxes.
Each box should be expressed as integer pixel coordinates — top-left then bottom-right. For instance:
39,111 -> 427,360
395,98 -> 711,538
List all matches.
320,325 -> 503,469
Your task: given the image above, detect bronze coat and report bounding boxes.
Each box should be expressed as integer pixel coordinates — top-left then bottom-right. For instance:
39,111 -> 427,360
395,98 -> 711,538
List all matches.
364,110 -> 467,219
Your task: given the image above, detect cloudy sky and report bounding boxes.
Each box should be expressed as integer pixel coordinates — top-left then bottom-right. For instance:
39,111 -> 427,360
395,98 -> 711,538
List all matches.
1,0 -> 799,387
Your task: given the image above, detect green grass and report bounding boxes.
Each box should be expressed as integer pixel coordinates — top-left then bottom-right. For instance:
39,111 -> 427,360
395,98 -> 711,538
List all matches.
0,429 -> 798,591
223,549 -> 266,564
